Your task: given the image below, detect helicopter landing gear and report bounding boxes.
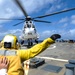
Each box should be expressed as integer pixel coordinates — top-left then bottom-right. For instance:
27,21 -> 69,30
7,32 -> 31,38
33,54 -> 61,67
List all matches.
21,40 -> 24,45
35,39 -> 38,44
27,39 -> 33,48
31,41 -> 33,46
28,42 -> 33,46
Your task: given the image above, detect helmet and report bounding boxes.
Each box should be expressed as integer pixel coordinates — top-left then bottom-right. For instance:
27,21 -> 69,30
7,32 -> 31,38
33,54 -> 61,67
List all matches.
2,34 -> 18,49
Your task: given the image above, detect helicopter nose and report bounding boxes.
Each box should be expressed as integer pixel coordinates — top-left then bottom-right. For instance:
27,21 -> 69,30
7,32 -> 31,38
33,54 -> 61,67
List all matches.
28,33 -> 32,35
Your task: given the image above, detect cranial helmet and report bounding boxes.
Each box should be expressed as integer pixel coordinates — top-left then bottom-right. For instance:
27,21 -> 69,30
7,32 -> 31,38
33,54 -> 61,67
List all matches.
2,34 -> 18,49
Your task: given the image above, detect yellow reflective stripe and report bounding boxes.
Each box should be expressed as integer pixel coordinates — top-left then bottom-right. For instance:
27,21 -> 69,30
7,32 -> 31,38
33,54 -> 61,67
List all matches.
0,50 -> 17,56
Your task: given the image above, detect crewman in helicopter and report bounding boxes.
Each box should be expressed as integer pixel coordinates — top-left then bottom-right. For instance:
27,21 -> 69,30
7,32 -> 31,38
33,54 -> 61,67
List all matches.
0,34 -> 61,75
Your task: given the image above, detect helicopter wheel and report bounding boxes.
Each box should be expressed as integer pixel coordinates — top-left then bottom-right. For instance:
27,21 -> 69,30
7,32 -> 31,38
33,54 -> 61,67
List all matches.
27,39 -> 33,48
27,42 -> 31,48
35,40 -> 38,44
28,42 -> 30,46
31,42 -> 33,46
21,40 -> 24,45
28,42 -> 33,46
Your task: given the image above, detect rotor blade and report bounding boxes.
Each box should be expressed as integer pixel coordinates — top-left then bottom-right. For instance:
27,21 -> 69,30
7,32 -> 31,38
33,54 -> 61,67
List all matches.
33,7 -> 75,19
0,18 -> 25,20
33,20 -> 51,23
14,0 -> 28,17
13,21 -> 25,26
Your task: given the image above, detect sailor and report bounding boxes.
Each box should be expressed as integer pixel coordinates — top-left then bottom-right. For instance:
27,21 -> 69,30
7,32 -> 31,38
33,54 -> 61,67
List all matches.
0,34 -> 61,75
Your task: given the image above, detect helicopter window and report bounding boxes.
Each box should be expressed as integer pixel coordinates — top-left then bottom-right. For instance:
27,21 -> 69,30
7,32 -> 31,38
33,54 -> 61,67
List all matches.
27,24 -> 31,28
26,21 -> 28,23
32,25 -> 35,28
34,28 -> 36,33
30,21 -> 32,23
24,25 -> 27,28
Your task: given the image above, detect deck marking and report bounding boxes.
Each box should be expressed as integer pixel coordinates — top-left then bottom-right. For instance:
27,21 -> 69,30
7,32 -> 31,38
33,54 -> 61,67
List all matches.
36,56 -> 68,62
47,45 -> 56,49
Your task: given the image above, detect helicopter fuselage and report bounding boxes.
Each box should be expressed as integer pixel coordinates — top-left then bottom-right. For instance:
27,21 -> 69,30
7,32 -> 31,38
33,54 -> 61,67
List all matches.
19,21 -> 39,41
20,28 -> 39,40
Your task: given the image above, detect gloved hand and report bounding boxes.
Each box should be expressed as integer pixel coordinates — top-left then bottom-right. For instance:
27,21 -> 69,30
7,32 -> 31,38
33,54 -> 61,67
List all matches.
50,34 -> 61,40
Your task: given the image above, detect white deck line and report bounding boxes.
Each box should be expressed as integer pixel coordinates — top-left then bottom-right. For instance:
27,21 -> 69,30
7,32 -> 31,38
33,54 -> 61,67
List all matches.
36,56 -> 69,62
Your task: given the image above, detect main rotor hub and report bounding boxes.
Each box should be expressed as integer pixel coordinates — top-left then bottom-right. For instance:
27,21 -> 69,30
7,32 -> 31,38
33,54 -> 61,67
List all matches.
26,16 -> 32,21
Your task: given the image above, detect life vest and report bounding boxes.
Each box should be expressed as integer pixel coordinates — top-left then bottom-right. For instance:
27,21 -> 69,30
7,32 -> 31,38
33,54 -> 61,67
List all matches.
0,50 -> 24,75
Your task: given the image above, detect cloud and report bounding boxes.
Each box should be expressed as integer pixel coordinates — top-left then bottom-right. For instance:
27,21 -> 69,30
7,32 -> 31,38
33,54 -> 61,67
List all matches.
71,15 -> 75,19
58,17 -> 69,23
71,15 -> 75,24
40,30 -> 59,39
0,0 -> 56,17
0,29 -> 21,37
45,0 -> 66,14
0,0 -> 66,20
0,0 -> 3,4
0,0 -> 69,24
0,28 -> 23,40
0,0 -> 60,24
61,23 -> 68,28
22,0 -> 56,13
40,28 -> 75,39
71,20 -> 75,24
0,0 -> 75,40
0,25 -> 2,28
9,29 -> 21,34
69,29 -> 75,36
57,15 -> 75,28
61,29 -> 75,39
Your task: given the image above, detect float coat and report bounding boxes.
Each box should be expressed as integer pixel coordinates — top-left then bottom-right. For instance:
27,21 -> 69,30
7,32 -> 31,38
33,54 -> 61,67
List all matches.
0,38 -> 54,75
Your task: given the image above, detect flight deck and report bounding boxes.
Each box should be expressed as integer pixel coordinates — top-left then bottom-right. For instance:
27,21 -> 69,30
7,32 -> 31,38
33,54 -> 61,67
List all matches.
21,42 -> 75,75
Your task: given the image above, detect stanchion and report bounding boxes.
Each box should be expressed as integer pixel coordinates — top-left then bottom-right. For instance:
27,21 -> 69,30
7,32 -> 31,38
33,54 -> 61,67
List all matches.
69,60 -> 75,74
69,60 -> 75,64
65,64 -> 74,75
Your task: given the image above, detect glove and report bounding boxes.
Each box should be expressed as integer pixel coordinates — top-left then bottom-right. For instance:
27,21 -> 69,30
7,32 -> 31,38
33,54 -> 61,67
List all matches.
50,34 -> 61,40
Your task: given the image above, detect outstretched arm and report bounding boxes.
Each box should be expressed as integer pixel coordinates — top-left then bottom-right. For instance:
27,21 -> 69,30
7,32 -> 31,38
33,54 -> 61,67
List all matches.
17,34 -> 61,61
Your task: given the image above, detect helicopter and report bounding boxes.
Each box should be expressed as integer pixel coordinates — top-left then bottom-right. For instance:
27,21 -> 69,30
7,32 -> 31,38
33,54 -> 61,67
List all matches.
0,0 -> 75,47
19,17 -> 39,46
